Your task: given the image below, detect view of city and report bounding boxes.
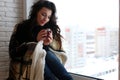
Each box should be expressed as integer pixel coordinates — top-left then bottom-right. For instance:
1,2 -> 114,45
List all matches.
62,26 -> 118,80
51,0 -> 119,80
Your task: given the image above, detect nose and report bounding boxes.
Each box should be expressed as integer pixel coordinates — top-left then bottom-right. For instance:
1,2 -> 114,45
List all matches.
43,16 -> 49,22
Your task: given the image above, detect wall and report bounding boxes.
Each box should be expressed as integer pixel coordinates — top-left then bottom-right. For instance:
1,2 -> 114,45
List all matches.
0,0 -> 23,79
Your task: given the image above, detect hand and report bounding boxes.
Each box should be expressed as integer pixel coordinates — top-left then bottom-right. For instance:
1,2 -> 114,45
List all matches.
36,29 -> 48,41
36,29 -> 53,45
43,29 -> 53,45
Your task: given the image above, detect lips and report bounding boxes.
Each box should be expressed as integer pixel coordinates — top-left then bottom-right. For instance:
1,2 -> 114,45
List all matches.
41,21 -> 45,24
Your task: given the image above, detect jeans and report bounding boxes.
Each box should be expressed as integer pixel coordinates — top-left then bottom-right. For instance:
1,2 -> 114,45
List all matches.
44,50 -> 73,80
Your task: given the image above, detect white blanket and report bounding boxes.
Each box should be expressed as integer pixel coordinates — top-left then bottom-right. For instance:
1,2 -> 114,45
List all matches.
30,41 -> 46,80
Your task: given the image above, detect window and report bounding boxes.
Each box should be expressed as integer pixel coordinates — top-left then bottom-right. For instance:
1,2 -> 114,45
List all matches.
23,0 -> 35,19
25,0 -> 119,80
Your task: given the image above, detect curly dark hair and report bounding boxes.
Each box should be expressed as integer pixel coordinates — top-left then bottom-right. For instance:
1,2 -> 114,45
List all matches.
28,0 -> 63,49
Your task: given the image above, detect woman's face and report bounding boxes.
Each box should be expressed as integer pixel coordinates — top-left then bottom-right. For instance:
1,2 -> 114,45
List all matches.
37,7 -> 52,26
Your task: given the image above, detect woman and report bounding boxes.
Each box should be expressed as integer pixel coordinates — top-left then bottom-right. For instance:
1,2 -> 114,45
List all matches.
7,0 -> 73,80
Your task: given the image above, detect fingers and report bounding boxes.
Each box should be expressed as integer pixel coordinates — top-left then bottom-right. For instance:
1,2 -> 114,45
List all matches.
40,29 -> 48,37
36,29 -> 53,45
37,29 -> 47,41
43,33 -> 53,45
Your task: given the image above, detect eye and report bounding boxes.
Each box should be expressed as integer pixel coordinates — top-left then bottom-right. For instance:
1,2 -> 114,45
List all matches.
41,13 -> 51,19
41,13 -> 47,17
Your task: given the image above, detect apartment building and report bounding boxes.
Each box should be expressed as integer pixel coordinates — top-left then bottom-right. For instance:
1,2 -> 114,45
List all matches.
63,26 -> 118,80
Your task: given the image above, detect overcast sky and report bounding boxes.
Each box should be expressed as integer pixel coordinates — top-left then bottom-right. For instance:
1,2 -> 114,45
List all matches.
51,0 -> 119,29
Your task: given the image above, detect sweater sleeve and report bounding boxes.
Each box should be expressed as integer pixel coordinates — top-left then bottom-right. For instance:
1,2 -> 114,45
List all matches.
31,25 -> 43,42
9,25 -> 28,59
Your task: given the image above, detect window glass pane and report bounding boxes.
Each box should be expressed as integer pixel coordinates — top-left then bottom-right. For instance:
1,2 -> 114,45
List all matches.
51,0 -> 119,80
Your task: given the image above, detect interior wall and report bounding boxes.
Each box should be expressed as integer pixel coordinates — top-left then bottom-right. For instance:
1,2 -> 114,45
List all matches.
0,0 -> 24,79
